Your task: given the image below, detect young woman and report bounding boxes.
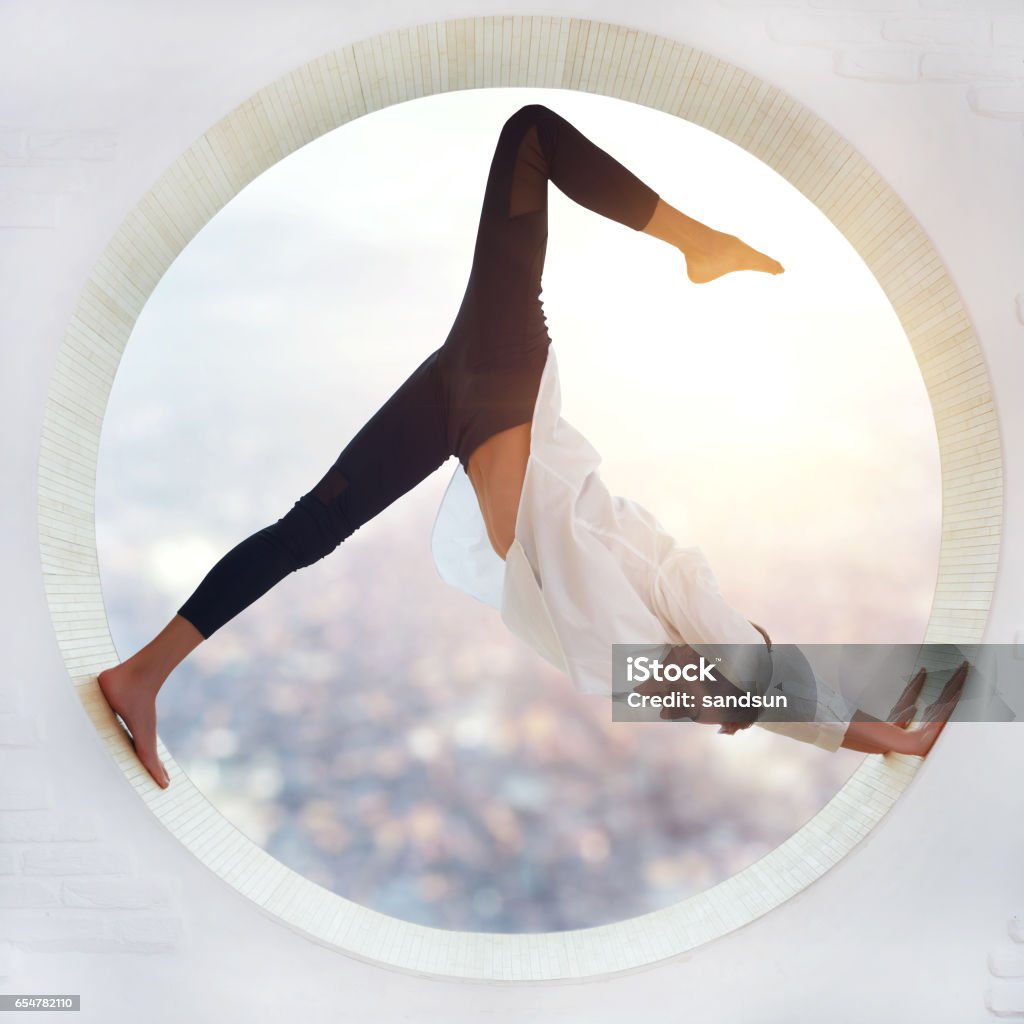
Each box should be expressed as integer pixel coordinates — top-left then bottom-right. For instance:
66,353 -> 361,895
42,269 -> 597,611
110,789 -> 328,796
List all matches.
98,105 -> 964,790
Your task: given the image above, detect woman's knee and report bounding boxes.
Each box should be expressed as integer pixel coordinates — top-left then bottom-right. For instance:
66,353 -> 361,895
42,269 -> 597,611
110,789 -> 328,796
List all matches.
503,103 -> 555,133
265,491 -> 354,569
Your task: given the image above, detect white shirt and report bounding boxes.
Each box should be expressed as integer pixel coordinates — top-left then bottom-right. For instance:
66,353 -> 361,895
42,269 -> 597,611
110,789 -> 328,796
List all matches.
431,348 -> 850,752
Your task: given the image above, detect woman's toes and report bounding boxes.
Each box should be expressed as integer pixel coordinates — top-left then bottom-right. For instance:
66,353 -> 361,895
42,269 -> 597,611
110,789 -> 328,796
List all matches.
138,746 -> 167,789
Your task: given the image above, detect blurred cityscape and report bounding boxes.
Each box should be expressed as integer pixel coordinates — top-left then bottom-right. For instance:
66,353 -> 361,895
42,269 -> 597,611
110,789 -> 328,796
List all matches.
100,472 -> 864,934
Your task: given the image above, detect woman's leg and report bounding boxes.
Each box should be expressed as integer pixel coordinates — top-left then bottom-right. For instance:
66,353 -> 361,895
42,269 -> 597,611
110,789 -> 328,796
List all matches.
458,105 -> 786,553
497,104 -> 783,282
498,103 -> 662,229
98,349 -> 451,789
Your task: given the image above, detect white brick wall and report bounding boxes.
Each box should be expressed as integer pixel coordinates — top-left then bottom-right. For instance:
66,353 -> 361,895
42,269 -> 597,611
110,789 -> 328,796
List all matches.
1,2 -> 1016,1011
835,45 -> 922,79
0,942 -> 23,983
0,714 -> 39,747
31,11 -> 1003,988
0,709 -> 183,969
0,128 -> 117,229
810,0 -> 918,10
767,10 -> 883,45
884,14 -> 991,44
995,17 -> 1024,45
969,81 -> 1024,114
987,913 -> 1024,1017
727,0 -> 1024,121
922,0 -> 1024,11
923,49 -> 1024,79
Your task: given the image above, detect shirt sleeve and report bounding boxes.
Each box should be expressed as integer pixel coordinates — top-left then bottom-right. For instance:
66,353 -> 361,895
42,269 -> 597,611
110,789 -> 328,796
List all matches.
649,546 -> 770,695
756,645 -> 853,752
652,550 -> 851,752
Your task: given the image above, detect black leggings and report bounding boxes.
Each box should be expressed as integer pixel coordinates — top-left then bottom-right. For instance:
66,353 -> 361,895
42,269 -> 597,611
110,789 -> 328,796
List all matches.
177,104 -> 660,638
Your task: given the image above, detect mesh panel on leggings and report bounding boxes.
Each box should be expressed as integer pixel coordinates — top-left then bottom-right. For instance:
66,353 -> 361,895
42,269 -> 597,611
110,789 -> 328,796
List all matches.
311,465 -> 350,507
508,124 -> 547,219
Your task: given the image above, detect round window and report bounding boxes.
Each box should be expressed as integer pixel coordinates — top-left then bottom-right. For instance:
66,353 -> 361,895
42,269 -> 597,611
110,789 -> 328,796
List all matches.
97,88 -> 938,932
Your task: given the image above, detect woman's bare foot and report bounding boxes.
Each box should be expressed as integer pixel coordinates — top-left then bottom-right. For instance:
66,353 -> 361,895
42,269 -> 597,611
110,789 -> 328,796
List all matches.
94,615 -> 204,789
683,230 -> 785,284
97,665 -> 170,789
640,199 -> 784,284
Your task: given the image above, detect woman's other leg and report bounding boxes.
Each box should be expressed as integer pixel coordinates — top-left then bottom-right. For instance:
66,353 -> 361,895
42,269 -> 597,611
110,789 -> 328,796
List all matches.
641,196 -> 784,284
501,104 -> 783,282
98,349 -> 451,789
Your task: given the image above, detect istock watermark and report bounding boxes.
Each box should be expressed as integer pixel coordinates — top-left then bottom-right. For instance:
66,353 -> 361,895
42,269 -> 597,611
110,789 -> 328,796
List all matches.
609,642 -> 1024,727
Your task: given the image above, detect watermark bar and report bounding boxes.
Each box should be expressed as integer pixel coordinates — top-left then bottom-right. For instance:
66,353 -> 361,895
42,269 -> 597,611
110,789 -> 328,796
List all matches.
0,996 -> 80,1011
610,642 -> 1023,725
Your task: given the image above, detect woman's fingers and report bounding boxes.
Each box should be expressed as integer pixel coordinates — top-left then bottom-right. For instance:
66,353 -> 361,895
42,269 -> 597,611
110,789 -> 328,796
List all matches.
904,663 -> 969,755
922,675 -> 967,724
914,704 -> 955,755
892,706 -> 918,729
907,666 -> 929,704
922,700 -> 953,724
887,667 -> 927,724
923,665 -> 968,721
934,660 -> 969,706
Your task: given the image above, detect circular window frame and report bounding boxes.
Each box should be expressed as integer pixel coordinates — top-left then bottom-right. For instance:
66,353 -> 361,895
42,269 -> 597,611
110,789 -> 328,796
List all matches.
42,15 -> 1001,982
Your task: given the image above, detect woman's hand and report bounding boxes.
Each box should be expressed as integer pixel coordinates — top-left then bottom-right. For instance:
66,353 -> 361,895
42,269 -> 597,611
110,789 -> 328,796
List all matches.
885,666 -> 928,727
909,660 -> 969,756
